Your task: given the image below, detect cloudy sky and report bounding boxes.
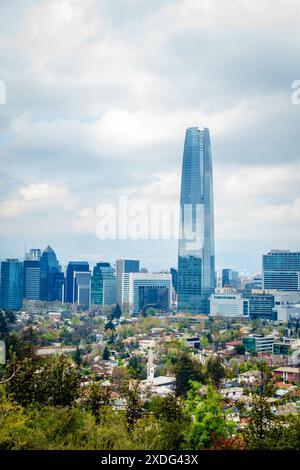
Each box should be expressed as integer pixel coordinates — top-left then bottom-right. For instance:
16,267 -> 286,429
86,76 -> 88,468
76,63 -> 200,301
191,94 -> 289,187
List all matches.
0,0 -> 300,273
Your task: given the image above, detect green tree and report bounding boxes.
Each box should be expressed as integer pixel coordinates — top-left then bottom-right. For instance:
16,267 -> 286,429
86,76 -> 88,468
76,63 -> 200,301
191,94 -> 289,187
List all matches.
85,381 -> 112,420
261,415 -> 300,450
73,346 -> 83,366
111,304 -> 122,320
244,393 -> 279,449
175,353 -> 205,397
149,394 -> 183,422
183,384 -> 236,449
234,344 -> 246,355
125,381 -> 143,430
102,345 -> 110,361
148,394 -> 187,449
206,355 -> 226,390
5,355 -> 81,407
128,356 -> 147,380
112,366 -> 130,395
105,320 -> 115,331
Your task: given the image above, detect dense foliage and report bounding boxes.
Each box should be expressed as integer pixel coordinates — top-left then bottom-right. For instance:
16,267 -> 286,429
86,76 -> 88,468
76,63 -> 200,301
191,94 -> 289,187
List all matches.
0,353 -> 299,450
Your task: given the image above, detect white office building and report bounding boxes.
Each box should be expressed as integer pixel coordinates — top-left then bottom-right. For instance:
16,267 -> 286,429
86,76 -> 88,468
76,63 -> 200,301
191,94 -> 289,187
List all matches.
209,291 -> 249,318
122,272 -> 172,315
272,291 -> 300,322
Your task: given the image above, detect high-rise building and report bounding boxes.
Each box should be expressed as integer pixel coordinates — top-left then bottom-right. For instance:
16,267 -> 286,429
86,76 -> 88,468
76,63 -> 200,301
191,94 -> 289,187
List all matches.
65,261 -> 89,303
40,246 -> 64,302
0,259 -> 23,310
271,291 -> 300,322
74,271 -> 91,307
170,268 -> 178,294
222,269 -> 240,289
52,272 -> 65,302
244,292 -> 275,320
116,259 -> 140,306
23,248 -> 41,301
243,275 -> 263,292
122,272 -> 172,315
263,250 -> 300,291
177,127 -> 215,314
91,262 -> 117,306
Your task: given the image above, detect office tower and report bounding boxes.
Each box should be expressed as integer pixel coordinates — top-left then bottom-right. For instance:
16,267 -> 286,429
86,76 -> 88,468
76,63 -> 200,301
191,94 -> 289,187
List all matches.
65,261 -> 89,303
74,271 -> 91,307
222,269 -> 240,289
271,292 -> 300,322
23,260 -> 40,300
244,292 -> 275,320
243,276 -> 263,293
40,245 -> 63,301
116,259 -> 140,306
170,268 -> 178,294
242,335 -> 274,354
177,127 -> 215,314
23,248 -> 41,301
263,250 -> 300,291
209,292 -> 249,318
0,259 -> 23,310
52,272 -> 65,302
122,272 -> 172,315
91,262 -> 117,306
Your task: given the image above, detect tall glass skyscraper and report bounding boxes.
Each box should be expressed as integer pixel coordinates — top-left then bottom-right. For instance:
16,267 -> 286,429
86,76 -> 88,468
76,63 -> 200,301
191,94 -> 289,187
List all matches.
91,262 -> 117,306
116,259 -> 140,306
23,248 -> 41,301
263,250 -> 300,291
0,259 -> 23,310
65,261 -> 90,303
40,245 -> 64,302
177,127 -> 215,313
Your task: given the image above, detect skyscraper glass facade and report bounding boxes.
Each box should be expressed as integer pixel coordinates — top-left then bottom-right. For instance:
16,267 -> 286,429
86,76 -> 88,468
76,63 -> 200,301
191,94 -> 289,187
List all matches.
0,259 -> 23,310
23,247 -> 41,300
116,259 -> 140,306
23,259 -> 40,300
263,250 -> 300,291
221,269 -> 240,289
65,261 -> 89,303
178,127 -> 215,313
74,271 -> 91,307
40,246 -> 63,301
91,262 -> 117,306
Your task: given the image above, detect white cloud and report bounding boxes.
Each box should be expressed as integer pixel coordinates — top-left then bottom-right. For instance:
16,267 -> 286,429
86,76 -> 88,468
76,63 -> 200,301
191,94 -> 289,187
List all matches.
0,183 -> 70,218
164,0 -> 300,32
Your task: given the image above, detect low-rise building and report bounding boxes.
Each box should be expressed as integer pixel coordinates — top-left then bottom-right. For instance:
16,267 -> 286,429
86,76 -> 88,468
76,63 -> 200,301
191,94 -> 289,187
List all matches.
238,370 -> 261,385
273,367 -> 300,384
242,334 -> 274,354
220,387 -> 244,400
